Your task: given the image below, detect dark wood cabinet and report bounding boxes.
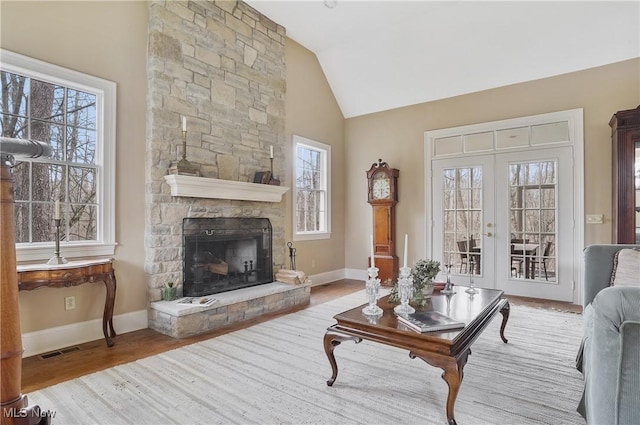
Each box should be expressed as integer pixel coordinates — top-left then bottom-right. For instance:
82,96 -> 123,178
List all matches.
609,105 -> 640,244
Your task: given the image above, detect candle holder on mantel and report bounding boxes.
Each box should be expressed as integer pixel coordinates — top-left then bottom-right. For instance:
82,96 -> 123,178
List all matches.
268,157 -> 281,186
169,130 -> 200,176
47,218 -> 68,265
363,266 -> 383,316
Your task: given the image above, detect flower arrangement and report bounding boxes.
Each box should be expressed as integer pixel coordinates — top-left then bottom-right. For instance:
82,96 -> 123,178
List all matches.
389,259 -> 441,306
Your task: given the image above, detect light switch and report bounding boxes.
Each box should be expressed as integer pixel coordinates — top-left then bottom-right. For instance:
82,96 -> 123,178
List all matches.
586,214 -> 604,224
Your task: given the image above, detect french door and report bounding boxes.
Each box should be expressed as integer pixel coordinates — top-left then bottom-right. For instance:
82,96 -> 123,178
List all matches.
426,109 -> 584,302
431,147 -> 575,301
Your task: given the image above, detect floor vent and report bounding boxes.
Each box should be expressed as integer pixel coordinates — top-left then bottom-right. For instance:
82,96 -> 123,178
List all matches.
39,346 -> 80,359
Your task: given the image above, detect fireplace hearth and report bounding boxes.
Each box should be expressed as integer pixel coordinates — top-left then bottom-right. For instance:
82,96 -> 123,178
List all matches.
183,218 -> 273,297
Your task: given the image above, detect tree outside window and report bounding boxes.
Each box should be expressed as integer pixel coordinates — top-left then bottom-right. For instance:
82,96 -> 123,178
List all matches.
294,135 -> 331,240
1,50 -> 116,261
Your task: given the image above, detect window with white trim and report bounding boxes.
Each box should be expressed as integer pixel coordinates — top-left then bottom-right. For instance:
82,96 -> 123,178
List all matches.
1,50 -> 116,261
293,135 -> 331,240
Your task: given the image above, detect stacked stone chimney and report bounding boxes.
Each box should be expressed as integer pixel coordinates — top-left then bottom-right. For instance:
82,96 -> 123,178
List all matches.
145,0 -> 286,301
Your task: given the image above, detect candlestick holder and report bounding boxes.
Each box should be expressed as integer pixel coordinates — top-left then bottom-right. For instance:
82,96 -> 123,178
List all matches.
393,266 -> 415,315
441,264 -> 454,295
362,266 -> 383,316
465,259 -> 478,294
47,218 -> 68,265
268,157 -> 280,185
169,130 -> 200,176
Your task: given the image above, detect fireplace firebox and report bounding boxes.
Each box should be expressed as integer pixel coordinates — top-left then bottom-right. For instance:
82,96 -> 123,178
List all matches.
182,218 -> 273,297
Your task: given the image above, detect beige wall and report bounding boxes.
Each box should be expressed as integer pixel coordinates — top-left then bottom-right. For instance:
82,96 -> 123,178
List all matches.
2,0 -> 638,338
284,39 -> 346,275
0,2 -> 345,338
344,58 -> 640,270
1,1 -> 149,333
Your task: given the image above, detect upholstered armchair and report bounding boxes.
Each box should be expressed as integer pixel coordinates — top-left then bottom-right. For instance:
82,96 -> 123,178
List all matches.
577,244 -> 640,425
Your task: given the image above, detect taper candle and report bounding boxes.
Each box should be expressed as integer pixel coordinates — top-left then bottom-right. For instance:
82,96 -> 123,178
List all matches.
370,234 -> 375,268
403,234 -> 408,268
182,116 -> 187,132
54,200 -> 60,220
270,145 -> 274,158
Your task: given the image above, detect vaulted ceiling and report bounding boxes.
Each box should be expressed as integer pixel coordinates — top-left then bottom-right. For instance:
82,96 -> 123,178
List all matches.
245,1 -> 640,118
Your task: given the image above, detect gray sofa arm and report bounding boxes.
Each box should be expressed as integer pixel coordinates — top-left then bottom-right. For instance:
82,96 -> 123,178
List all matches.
585,286 -> 640,425
618,320 -> 640,425
583,244 -> 640,307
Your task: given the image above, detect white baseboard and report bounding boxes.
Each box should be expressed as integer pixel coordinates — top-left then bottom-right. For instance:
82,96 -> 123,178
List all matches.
21,310 -> 148,358
307,269 -> 347,286
20,270 -> 369,357
308,268 -> 370,285
344,268 -> 368,281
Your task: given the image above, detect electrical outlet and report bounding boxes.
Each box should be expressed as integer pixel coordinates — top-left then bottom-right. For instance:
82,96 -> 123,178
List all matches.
65,296 -> 76,311
311,259 -> 316,268
586,214 -> 604,224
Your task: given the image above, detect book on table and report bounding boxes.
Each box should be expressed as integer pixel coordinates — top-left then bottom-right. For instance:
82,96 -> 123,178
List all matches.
397,311 -> 465,333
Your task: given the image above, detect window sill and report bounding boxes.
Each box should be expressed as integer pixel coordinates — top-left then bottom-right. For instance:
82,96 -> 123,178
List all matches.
293,232 -> 331,242
16,242 -> 117,263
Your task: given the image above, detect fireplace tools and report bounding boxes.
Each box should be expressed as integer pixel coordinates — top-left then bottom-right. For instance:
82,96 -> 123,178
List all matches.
287,241 -> 296,270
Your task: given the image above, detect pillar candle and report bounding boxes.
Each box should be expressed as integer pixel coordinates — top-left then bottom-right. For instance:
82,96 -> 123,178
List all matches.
403,234 -> 408,268
270,145 -> 274,158
370,235 -> 375,268
182,116 -> 187,132
54,200 -> 60,220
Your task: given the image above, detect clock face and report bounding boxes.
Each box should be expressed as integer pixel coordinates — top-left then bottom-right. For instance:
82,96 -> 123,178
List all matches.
372,175 -> 391,199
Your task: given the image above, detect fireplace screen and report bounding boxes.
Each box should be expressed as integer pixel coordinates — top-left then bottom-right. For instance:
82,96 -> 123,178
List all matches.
182,217 -> 273,297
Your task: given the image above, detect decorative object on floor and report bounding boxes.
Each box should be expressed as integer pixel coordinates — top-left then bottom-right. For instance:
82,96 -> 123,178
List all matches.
26,291 -> 585,425
363,267 -> 382,316
287,241 -> 296,270
169,116 -> 199,176
162,282 -> 177,301
275,269 -> 307,285
47,200 -> 68,265
393,266 -> 415,315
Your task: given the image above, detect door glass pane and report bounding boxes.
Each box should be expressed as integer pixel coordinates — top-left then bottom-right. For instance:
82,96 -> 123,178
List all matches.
509,161 -> 557,282
442,166 -> 482,276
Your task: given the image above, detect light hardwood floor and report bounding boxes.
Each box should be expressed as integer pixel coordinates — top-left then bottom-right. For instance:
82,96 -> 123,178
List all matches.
21,279 -> 581,393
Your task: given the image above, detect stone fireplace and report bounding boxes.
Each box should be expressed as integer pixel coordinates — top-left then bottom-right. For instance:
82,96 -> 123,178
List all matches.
183,217 -> 273,297
145,2 -> 311,338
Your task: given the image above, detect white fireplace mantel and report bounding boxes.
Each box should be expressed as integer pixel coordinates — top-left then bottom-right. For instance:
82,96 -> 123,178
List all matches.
164,174 -> 289,202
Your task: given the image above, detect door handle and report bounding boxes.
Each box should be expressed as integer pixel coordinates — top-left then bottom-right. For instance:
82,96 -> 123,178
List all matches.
483,232 -> 493,237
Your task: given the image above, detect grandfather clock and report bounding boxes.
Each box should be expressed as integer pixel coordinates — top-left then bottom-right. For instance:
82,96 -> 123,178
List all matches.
366,159 -> 399,284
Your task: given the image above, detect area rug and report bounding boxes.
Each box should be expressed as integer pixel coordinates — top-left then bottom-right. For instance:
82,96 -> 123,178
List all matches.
29,290 -> 585,425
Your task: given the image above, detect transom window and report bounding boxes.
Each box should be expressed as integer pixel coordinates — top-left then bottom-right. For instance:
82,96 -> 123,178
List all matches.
293,135 -> 331,240
0,50 -> 116,261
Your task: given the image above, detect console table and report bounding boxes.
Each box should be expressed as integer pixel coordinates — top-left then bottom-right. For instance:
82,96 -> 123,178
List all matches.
17,258 -> 117,347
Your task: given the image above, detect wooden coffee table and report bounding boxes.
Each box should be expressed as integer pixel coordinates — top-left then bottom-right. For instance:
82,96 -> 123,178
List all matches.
323,286 -> 510,425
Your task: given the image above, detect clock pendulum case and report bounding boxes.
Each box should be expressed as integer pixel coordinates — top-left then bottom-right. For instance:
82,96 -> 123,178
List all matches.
366,159 -> 399,284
